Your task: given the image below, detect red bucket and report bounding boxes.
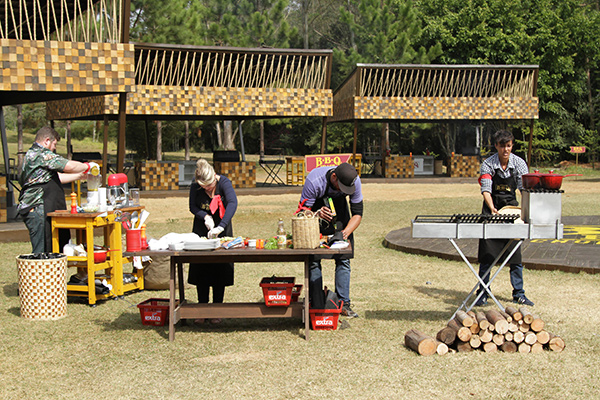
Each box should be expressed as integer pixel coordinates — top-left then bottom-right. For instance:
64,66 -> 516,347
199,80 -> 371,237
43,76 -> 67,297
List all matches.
126,229 -> 142,252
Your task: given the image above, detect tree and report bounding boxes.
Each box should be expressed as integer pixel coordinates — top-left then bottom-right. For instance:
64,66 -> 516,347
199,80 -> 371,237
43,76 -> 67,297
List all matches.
415,0 -> 600,165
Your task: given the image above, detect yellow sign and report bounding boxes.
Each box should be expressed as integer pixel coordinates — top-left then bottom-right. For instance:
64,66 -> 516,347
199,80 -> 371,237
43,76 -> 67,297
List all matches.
569,146 -> 586,153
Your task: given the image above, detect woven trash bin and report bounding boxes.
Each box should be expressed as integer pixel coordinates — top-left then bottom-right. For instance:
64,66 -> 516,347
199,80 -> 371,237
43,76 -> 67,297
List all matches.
16,253 -> 68,320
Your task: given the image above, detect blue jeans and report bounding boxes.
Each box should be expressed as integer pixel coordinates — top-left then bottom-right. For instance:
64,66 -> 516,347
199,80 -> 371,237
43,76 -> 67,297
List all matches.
478,263 -> 525,299
309,258 -> 351,305
23,205 -> 46,254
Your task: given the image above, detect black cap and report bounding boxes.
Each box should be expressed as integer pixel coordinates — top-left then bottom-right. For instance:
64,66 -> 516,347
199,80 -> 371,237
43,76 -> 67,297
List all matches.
334,163 -> 358,195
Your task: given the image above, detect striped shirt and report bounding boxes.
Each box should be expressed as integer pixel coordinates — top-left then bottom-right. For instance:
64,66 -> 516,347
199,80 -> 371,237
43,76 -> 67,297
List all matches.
480,153 -> 529,194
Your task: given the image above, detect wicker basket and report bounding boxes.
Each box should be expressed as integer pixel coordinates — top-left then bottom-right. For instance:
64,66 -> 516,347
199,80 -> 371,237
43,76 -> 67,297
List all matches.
292,216 -> 320,249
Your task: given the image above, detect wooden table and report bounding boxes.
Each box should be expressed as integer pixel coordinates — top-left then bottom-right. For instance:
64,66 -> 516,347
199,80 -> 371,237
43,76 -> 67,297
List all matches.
125,246 -> 352,341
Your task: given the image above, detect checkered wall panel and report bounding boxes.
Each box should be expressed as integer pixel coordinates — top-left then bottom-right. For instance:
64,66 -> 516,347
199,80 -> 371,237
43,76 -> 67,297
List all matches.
46,86 -> 332,119
214,162 -> 256,188
135,162 -> 179,191
351,97 -> 538,121
448,155 -> 480,177
1,39 -> 135,93
384,155 -> 414,178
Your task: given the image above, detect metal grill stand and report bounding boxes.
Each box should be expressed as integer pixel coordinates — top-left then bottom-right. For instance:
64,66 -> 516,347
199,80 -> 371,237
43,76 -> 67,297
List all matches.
448,238 -> 522,320
412,211 -> 563,321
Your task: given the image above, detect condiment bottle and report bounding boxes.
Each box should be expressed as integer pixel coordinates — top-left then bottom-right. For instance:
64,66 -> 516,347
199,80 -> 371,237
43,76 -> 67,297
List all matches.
140,224 -> 148,249
277,218 -> 286,249
70,192 -> 78,214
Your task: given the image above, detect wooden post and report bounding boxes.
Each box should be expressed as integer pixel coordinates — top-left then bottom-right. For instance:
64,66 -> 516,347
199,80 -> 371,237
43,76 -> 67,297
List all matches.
527,120 -> 534,165
320,117 -> 327,154
102,116 -> 109,186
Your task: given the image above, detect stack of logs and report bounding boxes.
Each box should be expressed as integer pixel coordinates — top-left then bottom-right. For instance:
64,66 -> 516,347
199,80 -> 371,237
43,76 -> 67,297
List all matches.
405,306 -> 565,356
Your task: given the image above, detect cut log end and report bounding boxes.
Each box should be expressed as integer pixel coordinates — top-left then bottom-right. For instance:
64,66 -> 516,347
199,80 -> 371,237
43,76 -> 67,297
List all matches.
405,329 -> 437,356
548,334 -> 565,352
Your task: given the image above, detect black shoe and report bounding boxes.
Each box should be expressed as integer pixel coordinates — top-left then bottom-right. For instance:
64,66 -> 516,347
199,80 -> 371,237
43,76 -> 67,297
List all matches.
474,296 -> 488,306
514,295 -> 534,306
341,304 -> 359,318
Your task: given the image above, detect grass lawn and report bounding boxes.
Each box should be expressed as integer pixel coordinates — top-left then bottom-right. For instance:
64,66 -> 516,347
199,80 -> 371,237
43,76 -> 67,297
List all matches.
0,179 -> 599,399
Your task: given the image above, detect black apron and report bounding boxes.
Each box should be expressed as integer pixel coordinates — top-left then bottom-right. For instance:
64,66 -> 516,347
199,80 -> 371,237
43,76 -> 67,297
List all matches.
43,174 -> 71,253
310,193 -> 355,260
188,182 -> 234,287
478,169 -> 521,265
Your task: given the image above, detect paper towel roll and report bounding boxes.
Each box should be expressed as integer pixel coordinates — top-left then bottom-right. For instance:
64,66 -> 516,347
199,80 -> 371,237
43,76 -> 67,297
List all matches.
98,187 -> 107,206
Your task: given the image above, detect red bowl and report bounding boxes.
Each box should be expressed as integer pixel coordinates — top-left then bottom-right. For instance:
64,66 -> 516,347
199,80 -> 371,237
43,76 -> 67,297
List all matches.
93,249 -> 107,263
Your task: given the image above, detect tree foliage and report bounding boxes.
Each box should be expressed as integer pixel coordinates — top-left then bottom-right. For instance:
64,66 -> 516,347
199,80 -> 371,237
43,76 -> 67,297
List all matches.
27,0 -> 593,164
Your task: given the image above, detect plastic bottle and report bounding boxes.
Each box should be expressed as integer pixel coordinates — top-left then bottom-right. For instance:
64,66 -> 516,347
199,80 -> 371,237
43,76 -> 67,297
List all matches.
277,218 -> 286,249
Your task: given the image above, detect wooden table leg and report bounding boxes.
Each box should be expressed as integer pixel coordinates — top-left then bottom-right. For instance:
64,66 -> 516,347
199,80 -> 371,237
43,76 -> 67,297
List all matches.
169,257 -> 176,342
304,258 -> 310,340
177,260 -> 187,326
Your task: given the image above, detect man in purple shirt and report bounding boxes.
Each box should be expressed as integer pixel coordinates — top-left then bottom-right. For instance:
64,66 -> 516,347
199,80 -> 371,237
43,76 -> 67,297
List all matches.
299,162 -> 363,318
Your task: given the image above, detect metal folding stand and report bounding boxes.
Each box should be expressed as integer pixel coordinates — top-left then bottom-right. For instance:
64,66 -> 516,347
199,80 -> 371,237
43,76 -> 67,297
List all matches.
447,238 -> 523,321
259,159 -> 285,186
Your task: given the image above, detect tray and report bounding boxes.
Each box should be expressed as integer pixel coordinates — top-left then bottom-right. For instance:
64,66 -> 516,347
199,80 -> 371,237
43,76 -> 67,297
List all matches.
183,238 -> 221,251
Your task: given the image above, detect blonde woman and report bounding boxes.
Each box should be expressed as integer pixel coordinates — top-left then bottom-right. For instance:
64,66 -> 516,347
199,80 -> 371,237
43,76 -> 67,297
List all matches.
188,159 -> 238,324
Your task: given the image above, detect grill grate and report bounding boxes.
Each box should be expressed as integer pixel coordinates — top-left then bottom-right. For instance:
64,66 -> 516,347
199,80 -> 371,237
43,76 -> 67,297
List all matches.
522,189 -> 564,194
414,214 -> 519,224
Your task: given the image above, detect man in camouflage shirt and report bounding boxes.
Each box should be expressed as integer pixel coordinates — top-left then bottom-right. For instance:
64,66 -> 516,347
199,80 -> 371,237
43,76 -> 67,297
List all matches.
18,127 -> 90,253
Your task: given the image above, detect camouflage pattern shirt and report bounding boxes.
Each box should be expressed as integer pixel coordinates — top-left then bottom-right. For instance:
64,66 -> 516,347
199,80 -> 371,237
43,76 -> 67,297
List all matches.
17,142 -> 69,213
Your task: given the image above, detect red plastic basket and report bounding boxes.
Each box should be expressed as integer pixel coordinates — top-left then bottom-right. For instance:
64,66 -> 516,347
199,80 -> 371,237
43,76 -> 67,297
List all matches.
137,298 -> 177,326
260,277 -> 295,307
309,300 -> 344,330
291,284 -> 303,302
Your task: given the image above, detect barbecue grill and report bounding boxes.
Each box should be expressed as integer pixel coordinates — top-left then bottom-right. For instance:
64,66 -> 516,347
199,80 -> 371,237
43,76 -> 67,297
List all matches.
411,193 -> 564,320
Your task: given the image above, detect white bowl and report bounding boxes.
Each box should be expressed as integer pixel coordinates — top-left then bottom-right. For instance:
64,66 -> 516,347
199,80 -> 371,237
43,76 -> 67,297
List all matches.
168,242 -> 185,251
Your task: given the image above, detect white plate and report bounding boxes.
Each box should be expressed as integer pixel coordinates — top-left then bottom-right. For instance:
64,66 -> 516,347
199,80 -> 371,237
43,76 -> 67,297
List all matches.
183,239 -> 220,251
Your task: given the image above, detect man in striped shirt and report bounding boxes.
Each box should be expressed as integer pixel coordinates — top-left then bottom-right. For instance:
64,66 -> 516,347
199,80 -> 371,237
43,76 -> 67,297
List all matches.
476,129 -> 534,307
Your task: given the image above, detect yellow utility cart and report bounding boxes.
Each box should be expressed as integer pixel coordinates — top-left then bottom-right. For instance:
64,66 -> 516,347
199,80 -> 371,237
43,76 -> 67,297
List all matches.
49,207 -> 144,305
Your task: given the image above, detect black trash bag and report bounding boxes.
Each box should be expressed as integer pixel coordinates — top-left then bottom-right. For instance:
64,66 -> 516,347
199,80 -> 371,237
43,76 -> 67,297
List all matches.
311,285 -> 343,310
310,279 -> 326,309
324,287 -> 342,310
19,253 -> 64,260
